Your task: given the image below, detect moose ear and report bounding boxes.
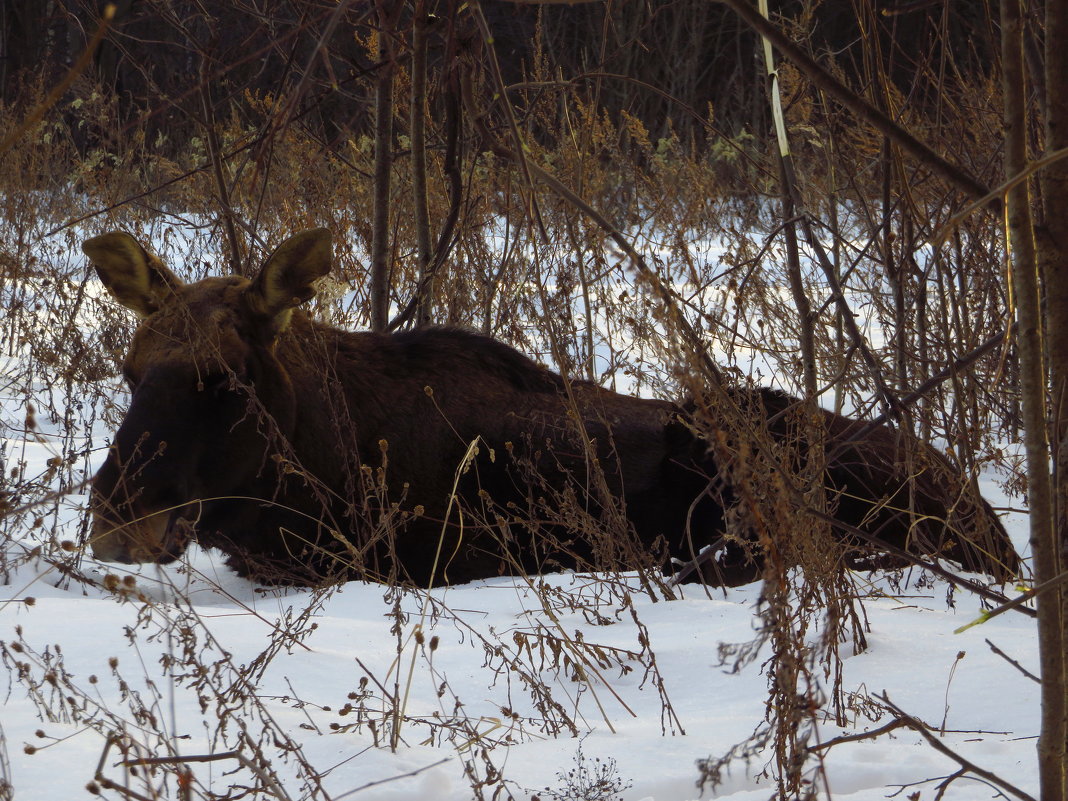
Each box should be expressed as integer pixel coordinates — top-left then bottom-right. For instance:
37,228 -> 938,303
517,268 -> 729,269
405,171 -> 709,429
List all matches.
245,228 -> 333,330
82,232 -> 183,318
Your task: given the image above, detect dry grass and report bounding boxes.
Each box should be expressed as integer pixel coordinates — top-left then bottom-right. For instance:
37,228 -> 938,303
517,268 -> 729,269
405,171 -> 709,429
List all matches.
0,26 -> 1024,797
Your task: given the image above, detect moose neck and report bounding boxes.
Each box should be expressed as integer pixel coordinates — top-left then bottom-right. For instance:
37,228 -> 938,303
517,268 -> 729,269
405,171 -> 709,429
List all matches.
269,314 -> 395,486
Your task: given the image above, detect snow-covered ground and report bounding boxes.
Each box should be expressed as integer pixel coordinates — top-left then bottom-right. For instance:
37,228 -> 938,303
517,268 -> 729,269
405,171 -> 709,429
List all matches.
0,511 -> 1039,801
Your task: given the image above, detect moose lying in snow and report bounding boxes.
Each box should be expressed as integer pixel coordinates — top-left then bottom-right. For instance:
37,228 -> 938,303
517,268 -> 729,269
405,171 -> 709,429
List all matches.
83,229 -> 1019,587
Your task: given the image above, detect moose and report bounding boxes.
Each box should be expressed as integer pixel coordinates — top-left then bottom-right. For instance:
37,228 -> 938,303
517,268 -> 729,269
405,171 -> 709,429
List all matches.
83,228 -> 1019,587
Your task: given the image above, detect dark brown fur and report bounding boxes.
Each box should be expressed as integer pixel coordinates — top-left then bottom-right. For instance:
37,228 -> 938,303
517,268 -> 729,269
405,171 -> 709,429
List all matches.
84,230 -> 1020,586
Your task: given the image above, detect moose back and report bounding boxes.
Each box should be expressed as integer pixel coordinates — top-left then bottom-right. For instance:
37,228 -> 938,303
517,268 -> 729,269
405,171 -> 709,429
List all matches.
83,229 -> 1019,586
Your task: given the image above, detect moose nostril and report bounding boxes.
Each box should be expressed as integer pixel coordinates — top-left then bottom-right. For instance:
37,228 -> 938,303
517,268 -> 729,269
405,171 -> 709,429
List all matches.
89,523 -> 135,563
97,547 -> 135,564
90,506 -> 176,565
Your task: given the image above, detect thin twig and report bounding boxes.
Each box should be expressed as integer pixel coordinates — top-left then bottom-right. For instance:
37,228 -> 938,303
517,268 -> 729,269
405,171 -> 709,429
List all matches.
199,61 -> 244,275
877,692 -> 1037,801
806,508 -> 1028,614
122,750 -> 241,767
985,639 -> 1041,684
828,325 -> 1012,457
954,569 -> 1068,633
0,5 -> 116,155
714,0 -> 994,203
269,0 -> 357,140
333,757 -> 450,800
809,717 -> 909,750
234,738 -> 298,801
468,0 -> 547,239
934,145 -> 1068,246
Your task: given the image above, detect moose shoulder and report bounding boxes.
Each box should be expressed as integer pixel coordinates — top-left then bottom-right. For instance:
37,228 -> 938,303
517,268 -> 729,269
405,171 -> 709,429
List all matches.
83,229 -> 1019,587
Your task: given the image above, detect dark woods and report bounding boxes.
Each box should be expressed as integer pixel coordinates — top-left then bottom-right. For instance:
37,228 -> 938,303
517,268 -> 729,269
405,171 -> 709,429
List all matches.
3,1 -> 997,154
81,229 -> 1019,588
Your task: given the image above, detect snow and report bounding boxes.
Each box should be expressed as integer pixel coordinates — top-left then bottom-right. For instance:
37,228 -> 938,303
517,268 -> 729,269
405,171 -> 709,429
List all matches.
0,499 -> 1040,800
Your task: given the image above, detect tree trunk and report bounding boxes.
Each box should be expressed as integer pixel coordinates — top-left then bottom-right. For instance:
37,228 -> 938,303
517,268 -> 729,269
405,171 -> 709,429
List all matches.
1037,0 -> 1068,791
411,0 -> 434,327
1002,0 -> 1066,797
370,0 -> 398,333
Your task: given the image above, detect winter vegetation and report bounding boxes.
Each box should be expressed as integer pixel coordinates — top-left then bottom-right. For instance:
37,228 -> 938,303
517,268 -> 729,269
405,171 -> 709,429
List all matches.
0,1 -> 1065,799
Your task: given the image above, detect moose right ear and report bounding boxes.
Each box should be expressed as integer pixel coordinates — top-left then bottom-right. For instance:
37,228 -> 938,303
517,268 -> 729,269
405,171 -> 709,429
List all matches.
82,232 -> 183,318
245,228 -> 333,332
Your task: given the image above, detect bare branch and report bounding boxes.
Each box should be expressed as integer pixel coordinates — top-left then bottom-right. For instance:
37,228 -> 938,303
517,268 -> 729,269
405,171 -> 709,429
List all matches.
877,693 -> 1038,801
985,639 -> 1041,684
713,0 -> 994,203
0,5 -> 115,155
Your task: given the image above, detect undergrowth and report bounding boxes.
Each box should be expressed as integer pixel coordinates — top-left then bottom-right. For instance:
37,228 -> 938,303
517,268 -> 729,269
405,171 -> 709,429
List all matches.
0,25 -> 1028,799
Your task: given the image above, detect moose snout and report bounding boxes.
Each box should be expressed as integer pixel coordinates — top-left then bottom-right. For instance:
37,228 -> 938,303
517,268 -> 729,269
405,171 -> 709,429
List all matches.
90,504 -> 177,564
89,449 -> 192,565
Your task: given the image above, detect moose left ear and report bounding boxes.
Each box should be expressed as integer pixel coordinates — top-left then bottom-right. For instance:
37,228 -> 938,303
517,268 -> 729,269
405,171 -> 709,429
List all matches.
82,232 -> 184,318
245,228 -> 333,331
